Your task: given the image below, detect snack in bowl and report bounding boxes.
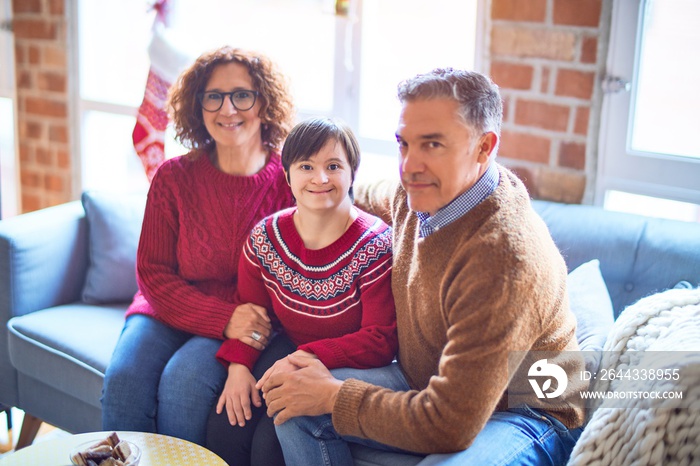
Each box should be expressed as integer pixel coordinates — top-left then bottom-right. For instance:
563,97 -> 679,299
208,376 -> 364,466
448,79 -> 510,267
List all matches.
69,432 -> 140,466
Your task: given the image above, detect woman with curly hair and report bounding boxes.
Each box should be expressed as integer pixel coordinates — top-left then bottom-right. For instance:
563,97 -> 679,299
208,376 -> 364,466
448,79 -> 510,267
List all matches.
102,46 -> 296,446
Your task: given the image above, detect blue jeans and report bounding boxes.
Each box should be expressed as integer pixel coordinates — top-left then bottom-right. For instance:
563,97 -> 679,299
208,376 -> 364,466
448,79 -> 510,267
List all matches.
102,314 -> 227,445
206,334 -> 297,466
275,363 -> 582,466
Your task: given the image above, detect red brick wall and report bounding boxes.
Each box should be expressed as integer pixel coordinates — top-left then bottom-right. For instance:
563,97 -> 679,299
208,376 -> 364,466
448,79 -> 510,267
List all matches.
12,0 -> 70,213
488,0 -> 604,203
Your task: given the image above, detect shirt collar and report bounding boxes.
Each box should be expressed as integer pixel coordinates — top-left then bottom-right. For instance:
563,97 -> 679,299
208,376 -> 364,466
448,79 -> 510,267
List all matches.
416,163 -> 499,238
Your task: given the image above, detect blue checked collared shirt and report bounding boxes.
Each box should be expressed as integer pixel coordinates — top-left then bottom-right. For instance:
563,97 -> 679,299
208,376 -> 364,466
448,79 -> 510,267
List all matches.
416,163 -> 500,238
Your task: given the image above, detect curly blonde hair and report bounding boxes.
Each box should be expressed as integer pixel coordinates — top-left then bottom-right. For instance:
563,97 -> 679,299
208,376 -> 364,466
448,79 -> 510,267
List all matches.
168,46 -> 295,155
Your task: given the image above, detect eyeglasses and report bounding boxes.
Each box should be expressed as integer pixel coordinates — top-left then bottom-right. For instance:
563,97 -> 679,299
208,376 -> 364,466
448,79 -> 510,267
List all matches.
197,90 -> 259,112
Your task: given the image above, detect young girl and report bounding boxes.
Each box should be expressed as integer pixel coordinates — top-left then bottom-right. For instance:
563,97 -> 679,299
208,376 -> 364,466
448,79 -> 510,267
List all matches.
206,117 -> 397,465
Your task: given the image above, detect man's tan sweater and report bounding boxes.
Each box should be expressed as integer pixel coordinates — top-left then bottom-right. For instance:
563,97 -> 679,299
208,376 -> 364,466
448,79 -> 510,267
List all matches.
335,165 -> 585,454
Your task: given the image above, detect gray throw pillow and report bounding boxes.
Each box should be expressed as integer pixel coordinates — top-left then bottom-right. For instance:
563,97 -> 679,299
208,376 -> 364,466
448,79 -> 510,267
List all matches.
567,259 -> 615,373
81,191 -> 147,304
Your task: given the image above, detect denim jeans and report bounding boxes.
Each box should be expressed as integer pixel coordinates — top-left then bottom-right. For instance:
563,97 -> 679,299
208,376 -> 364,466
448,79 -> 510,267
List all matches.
206,334 -> 297,466
414,406 -> 583,466
102,314 -> 227,445
274,362 -> 414,465
275,363 -> 582,466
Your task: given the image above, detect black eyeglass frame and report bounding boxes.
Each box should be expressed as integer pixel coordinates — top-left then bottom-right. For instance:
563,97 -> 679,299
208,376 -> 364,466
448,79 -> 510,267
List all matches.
197,90 -> 259,112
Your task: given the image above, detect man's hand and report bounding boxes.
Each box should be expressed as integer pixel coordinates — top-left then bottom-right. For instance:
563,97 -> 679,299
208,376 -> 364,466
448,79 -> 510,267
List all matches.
223,303 -> 272,350
216,363 -> 260,427
258,354 -> 343,425
256,350 -> 316,389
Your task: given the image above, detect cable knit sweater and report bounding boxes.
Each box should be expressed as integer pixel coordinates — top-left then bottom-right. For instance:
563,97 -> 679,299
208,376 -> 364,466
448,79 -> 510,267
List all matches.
216,207 -> 397,372
125,151 -> 295,340
339,164 -> 586,454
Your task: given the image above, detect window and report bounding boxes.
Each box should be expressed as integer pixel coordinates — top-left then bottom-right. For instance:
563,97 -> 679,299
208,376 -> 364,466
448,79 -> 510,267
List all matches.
74,0 -> 480,191
597,0 -> 700,222
74,0 -> 155,193
0,0 -> 17,218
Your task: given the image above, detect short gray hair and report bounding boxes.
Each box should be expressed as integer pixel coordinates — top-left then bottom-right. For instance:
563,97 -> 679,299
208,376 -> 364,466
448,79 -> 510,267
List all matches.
397,68 -> 503,136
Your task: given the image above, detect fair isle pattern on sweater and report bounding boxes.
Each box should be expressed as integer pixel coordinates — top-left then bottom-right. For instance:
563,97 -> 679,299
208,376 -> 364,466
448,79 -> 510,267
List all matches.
245,208 -> 393,317
216,206 -> 398,372
268,213 -> 386,273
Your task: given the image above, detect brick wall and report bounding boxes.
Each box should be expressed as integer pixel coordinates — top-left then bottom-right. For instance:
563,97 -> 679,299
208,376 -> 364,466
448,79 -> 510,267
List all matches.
9,0 -> 608,212
488,0 -> 606,203
12,0 -> 70,213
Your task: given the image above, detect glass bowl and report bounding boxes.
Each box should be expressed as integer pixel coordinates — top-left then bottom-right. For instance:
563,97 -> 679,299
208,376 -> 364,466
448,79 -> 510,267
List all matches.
69,438 -> 141,466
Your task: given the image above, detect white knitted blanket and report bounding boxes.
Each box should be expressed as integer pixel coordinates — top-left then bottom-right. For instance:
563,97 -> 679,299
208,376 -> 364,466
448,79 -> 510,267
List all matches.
567,288 -> 700,466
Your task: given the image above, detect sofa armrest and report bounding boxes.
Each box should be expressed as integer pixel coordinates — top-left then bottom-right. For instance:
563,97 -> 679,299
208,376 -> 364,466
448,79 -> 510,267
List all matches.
0,201 -> 88,321
0,201 -> 88,407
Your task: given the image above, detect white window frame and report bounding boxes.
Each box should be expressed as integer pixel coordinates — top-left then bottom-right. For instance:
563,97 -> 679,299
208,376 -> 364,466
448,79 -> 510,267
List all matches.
596,0 -> 700,208
0,0 -> 11,94
0,0 -> 18,217
68,0 -> 485,193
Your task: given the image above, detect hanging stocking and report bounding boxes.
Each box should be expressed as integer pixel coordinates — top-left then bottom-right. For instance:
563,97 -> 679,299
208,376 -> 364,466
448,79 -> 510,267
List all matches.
132,67 -> 170,182
133,1 -> 190,182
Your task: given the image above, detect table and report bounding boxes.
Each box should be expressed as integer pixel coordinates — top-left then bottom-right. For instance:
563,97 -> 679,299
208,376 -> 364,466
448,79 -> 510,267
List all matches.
0,431 -> 227,466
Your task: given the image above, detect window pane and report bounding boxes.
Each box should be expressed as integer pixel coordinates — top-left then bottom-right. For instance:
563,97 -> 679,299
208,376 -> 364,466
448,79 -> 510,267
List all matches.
358,0 -> 478,142
78,0 -> 154,105
604,190 -> 700,223
168,0 -> 335,114
82,111 -> 149,193
0,0 -> 12,94
76,0 -> 480,194
0,97 -> 17,217
1,0 -> 17,217
631,0 -> 700,159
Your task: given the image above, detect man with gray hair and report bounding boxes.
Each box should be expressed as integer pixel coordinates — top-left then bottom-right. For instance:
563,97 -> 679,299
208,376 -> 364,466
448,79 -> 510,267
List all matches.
258,68 -> 586,465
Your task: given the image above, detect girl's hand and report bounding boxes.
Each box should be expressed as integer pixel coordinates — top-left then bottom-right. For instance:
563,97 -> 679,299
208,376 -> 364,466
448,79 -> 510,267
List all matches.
216,363 -> 260,427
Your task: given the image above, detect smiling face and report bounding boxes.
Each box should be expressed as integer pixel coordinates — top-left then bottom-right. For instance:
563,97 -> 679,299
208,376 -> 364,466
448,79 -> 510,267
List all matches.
396,98 -> 495,216
288,139 -> 354,214
202,62 -> 263,154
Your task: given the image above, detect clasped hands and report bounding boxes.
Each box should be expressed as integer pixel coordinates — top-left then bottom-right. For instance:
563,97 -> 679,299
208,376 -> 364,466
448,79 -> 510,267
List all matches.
218,303 -> 342,426
216,349 -> 342,427
258,351 -> 342,425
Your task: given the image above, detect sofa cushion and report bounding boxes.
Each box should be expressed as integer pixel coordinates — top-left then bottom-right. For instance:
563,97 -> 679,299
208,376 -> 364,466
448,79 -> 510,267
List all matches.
568,259 -> 614,352
81,191 -> 146,304
7,304 -> 127,409
567,259 -> 614,374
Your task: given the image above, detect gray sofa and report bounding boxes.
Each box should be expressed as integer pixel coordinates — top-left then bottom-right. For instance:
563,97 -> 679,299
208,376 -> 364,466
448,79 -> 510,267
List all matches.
1,191 -> 700,465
